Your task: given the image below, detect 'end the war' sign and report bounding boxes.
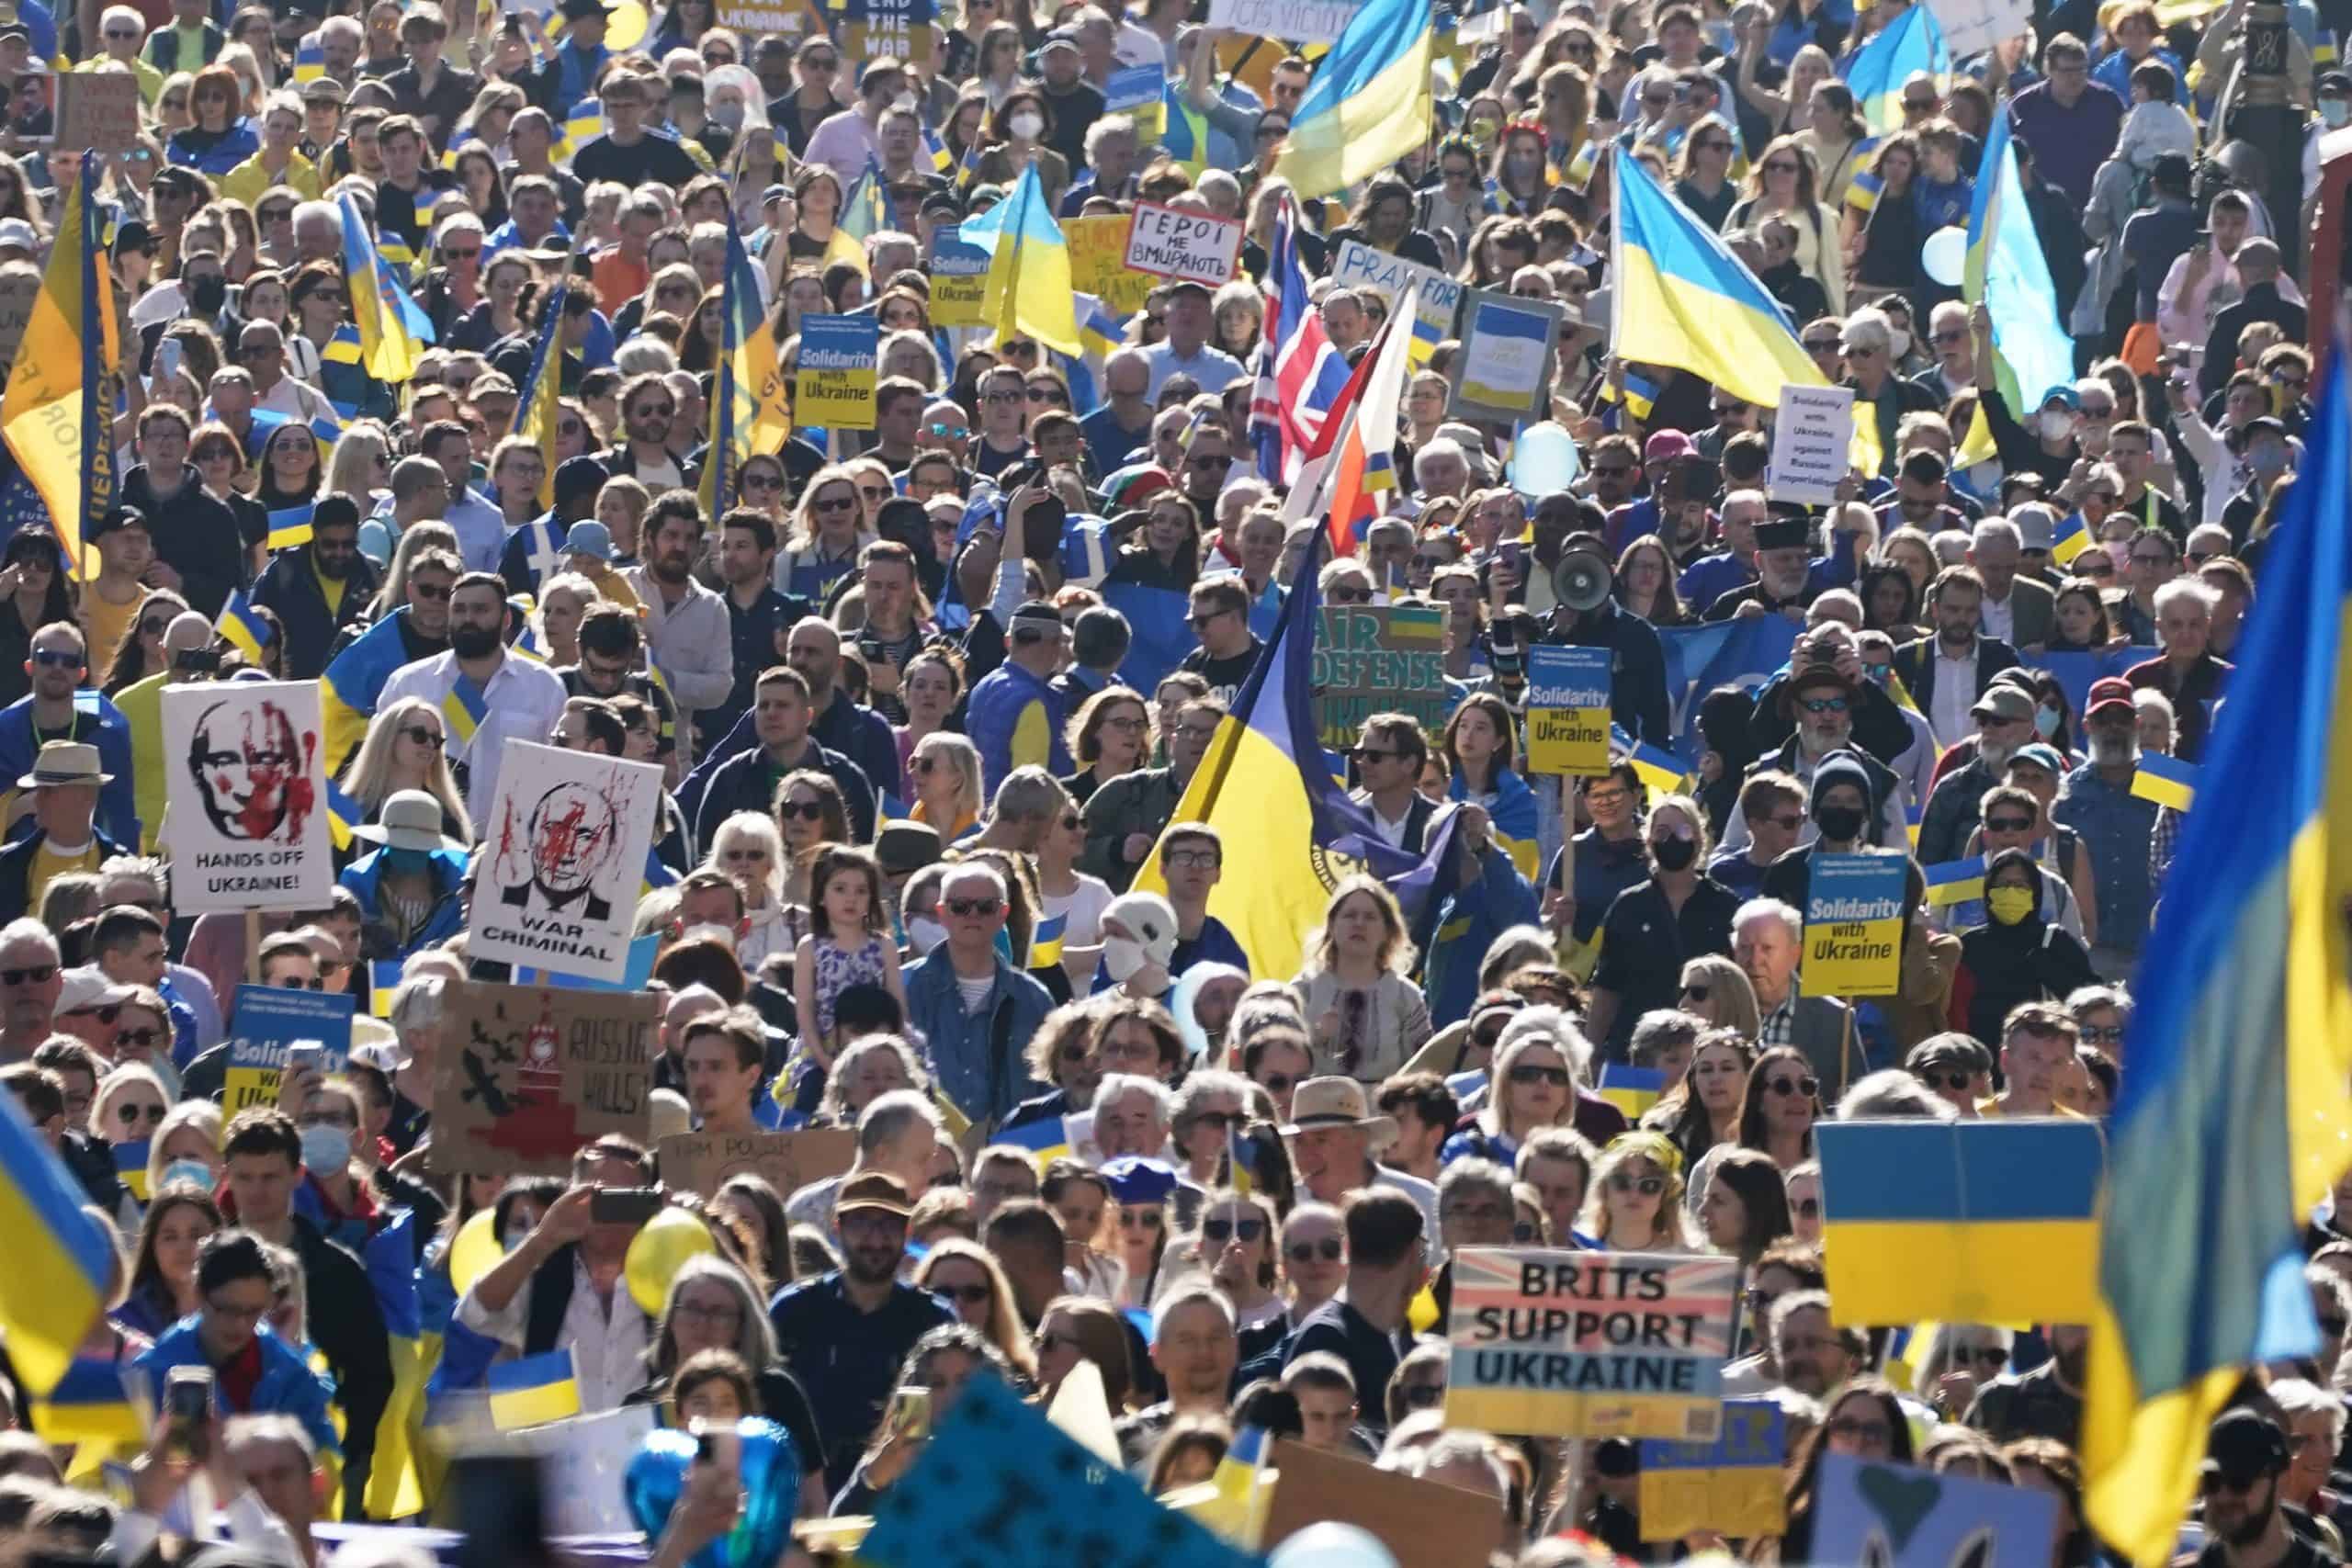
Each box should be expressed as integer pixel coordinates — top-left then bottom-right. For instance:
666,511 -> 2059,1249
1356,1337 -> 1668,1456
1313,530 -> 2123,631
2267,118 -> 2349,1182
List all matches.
1445,1248 -> 1737,1439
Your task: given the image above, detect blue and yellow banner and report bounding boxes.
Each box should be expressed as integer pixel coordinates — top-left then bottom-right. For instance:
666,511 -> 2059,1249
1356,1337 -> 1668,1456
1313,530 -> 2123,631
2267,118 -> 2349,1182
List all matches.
698,209 -> 790,518
797,313 -> 880,432
0,159 -> 114,581
1637,1397 -> 1786,1541
1799,852 -> 1906,997
1815,1118 -> 2102,1326
0,1090 -> 114,1393
1524,645 -> 1614,776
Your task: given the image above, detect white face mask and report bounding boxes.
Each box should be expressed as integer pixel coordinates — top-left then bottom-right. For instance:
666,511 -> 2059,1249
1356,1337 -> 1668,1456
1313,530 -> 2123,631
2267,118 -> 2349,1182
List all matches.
2324,97 -> 2350,127
160,1159 -> 212,1191
2039,410 -> 2077,441
300,1124 -> 351,1173
1886,327 -> 1912,358
894,91 -> 919,112
1009,110 -> 1044,139
908,915 -> 947,953
1102,932 -> 1153,983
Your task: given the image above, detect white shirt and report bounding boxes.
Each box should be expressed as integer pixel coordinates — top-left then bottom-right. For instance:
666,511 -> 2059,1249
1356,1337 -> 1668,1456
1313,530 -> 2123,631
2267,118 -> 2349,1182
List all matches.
456,1250 -> 652,1414
253,373 -> 338,429
1929,645 -> 1977,750
1979,589 -> 2016,648
1140,340 -> 1247,400
378,649 -> 570,823
373,489 -> 510,575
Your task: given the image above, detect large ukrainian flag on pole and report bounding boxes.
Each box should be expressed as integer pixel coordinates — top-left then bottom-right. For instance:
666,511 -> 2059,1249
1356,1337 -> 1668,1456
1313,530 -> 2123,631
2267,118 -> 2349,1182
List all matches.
1270,0 -> 1433,198
1956,107 -> 2075,467
698,210 -> 790,520
512,275 -> 569,513
1844,4 -> 1949,132
2082,342 -> 2352,1567
963,165 -> 1081,357
0,1088 -> 115,1394
337,193 -> 431,383
0,158 -> 115,581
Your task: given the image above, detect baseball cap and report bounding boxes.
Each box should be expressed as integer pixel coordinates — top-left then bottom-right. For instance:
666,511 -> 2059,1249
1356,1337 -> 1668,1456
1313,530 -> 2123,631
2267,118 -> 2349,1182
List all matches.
2006,742 -> 2066,776
2205,1410 -> 2289,1485
1971,685 -> 2034,724
0,219 -> 35,254
834,1171 -> 914,1218
1643,430 -> 1693,462
87,503 -> 149,542
2083,676 -> 2136,720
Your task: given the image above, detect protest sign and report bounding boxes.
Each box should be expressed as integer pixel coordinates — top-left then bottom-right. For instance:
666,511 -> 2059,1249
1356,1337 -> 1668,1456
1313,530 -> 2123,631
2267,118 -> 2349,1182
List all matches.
1205,0 -> 1364,42
839,0 -> 934,61
467,740 -> 663,984
1934,0 -> 2031,56
1800,852 -> 1907,997
797,313 -> 880,430
1767,383 -> 1855,506
1523,645 -> 1614,775
714,0 -> 823,36
1330,240 -> 1461,355
655,1129 -> 859,1200
1311,605 -> 1446,751
1812,1454 -> 2057,1568
512,1405 -> 660,1536
0,262 -> 39,379
1814,1119 -> 2103,1326
1260,1439 -> 1505,1568
1103,62 -> 1165,134
430,980 -> 657,1177
55,73 -> 138,153
1444,1248 -> 1739,1438
860,1373 -> 1253,1568
1637,1398 -> 1787,1541
1450,288 -> 1565,422
929,238 -> 991,328
222,986 -> 356,1113
1067,212 -> 1155,316
160,680 -> 334,913
1124,201 -> 1243,286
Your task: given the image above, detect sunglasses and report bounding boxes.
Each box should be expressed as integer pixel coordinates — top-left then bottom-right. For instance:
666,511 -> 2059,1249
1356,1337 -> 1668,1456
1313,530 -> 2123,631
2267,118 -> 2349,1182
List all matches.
1793,1197 -> 1821,1219
400,724 -> 444,747
1509,1064 -> 1570,1087
1768,1075 -> 1820,1098
1680,984 -> 1710,1002
1798,696 -> 1849,715
1608,1173 -> 1665,1195
1259,1072 -> 1295,1093
1398,1382 -> 1445,1409
412,581 -> 452,601
0,964 -> 57,985
932,1281 -> 992,1304
30,649 -> 80,668
1117,1208 -> 1164,1230
1285,1238 -> 1343,1263
813,494 -> 858,513
945,897 -> 1001,917
1921,1069 -> 1973,1091
1202,1217 -> 1266,1243
1951,1345 -> 2008,1369
778,800 -> 827,821
1985,815 -> 2036,833
118,1099 -> 168,1126
2080,1024 -> 2124,1046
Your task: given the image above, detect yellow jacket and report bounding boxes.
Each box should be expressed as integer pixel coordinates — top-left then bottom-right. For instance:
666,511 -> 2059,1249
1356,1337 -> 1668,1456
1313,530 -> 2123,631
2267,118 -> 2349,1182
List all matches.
220,150 -> 322,210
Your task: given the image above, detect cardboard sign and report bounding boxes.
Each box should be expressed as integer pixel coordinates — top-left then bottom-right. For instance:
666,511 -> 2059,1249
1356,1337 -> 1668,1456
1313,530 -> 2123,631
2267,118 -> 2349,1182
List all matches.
1330,239 -> 1462,357
160,681 -> 334,914
1205,0 -> 1365,42
1450,287 -> 1566,421
929,238 -> 991,328
0,261 -> 40,381
1523,645 -> 1614,776
1102,62 -> 1165,122
1637,1398 -> 1787,1541
656,1128 -> 859,1200
714,0 -> 823,35
860,1373 -> 1253,1568
1123,201 -> 1242,286
1311,605 -> 1447,753
1800,852 -> 1907,998
1443,1247 -> 1739,1439
1933,0 -> 2032,57
1812,1454 -> 2058,1568
1067,212 -> 1154,316
512,1404 -> 661,1536
1767,383 -> 1855,506
429,980 -> 658,1177
467,740 -> 663,984
1260,1438 -> 1505,1568
797,313 -> 879,431
840,0 -> 935,62
54,72 -> 139,154
222,986 -> 356,1113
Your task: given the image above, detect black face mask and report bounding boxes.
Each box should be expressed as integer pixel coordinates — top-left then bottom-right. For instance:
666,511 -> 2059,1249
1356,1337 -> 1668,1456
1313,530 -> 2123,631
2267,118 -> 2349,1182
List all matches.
447,624 -> 500,659
1650,837 -> 1698,872
188,275 -> 227,314
1814,804 -> 1867,842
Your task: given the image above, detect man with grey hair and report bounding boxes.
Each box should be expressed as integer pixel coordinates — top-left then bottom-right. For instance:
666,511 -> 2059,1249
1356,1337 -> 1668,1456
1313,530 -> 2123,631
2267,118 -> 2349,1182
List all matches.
903,863 -> 1054,1122
1954,516 -> 2054,653
2124,576 -> 2230,761
1911,299 -> 1976,401
1080,345 -> 1154,468
1732,898 -> 1854,1094
1411,435 -> 1472,500
0,918 -> 61,1063
290,199 -> 341,266
1841,307 -> 1939,468
974,766 -> 1069,856
787,1087 -> 943,1232
1091,1072 -> 1171,1161
1068,112 -> 1141,212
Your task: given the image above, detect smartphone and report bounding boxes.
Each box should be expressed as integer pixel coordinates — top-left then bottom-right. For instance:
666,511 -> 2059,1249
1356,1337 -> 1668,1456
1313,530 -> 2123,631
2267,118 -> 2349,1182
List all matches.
1498,540 -> 1523,580
589,1187 -> 663,1225
155,336 -> 182,383
286,1042 -> 324,1076
884,1385 -> 932,1443
173,647 -> 220,674
164,1365 -> 213,1462
1021,494 -> 1069,562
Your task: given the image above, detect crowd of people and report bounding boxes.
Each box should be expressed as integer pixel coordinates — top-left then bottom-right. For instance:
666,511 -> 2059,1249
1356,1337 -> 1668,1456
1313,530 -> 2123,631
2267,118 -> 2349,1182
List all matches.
0,0 -> 2331,1559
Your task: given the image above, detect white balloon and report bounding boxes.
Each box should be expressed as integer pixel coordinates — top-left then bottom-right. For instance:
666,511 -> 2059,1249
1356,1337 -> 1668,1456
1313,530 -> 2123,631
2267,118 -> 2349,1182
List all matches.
1268,1522 -> 1402,1568
1921,225 -> 1969,288
1510,421 -> 1583,497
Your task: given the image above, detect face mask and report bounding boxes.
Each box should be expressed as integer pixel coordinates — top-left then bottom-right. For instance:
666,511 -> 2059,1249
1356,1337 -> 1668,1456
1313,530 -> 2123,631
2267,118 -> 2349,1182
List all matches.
2039,410 -> 2076,441
188,275 -> 227,314
2249,443 -> 2289,479
1650,836 -> 1697,871
2034,705 -> 2063,739
1985,886 -> 2036,926
1468,118 -> 1499,148
384,846 -> 431,874
160,1158 -> 213,1191
1886,328 -> 1912,358
1102,932 -> 1153,983
907,916 -> 947,953
709,98 -> 743,130
300,1124 -> 351,1172
2324,97 -> 2350,126
1813,803 -> 1867,842
1009,110 -> 1044,139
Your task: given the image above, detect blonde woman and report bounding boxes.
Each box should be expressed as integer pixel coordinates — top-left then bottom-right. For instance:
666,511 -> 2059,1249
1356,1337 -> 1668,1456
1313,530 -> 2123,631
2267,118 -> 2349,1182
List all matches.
1676,953 -> 1761,1038
908,731 -> 982,843
1441,1010 -> 1588,1166
912,1238 -> 1038,1381
367,521 -> 461,619
704,811 -> 797,973
1291,875 -> 1430,1085
1581,1130 -> 1694,1251
146,1100 -> 223,1198
89,1063 -> 170,1149
339,697 -> 472,845
324,420 -> 396,512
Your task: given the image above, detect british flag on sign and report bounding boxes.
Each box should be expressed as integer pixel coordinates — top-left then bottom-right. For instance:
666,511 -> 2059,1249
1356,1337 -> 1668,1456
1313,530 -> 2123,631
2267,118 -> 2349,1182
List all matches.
1249,199 -> 1352,486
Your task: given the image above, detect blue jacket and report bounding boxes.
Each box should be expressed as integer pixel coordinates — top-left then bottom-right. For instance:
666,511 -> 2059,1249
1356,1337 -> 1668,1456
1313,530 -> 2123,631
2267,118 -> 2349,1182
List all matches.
167,118 -> 260,175
339,848 -> 468,958
133,1321 -> 340,1460
0,824 -> 128,922
0,692 -> 138,845
903,949 -> 1053,1125
1423,844 -> 1539,1027
966,659 -> 1071,796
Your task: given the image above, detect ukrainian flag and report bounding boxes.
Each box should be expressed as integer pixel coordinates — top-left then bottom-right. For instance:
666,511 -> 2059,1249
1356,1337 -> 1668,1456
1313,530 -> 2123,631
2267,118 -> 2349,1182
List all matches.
0,158 -> 114,581
513,276 -> 569,512
292,36 -> 325,80
963,165 -> 1081,356
483,1348 -> 581,1430
327,780 -> 366,856
699,211 -> 791,519
1597,1065 -> 1665,1121
1844,3 -> 1948,132
368,957 -> 401,1016
1922,854 -> 1986,905
443,673 -> 487,748
2085,344 -> 2352,1568
921,123 -> 952,174
1612,723 -> 1690,798
0,1089 -> 114,1393
1904,801 -> 1924,849
112,1138 -> 151,1201
28,1356 -> 144,1478
1171,1423 -> 1271,1546
266,504 -> 313,551
1619,369 -> 1661,421
1956,107 -> 2075,468
556,99 -> 604,161
2130,751 -> 2198,811
995,1113 -> 1069,1170
2052,512 -> 2093,566
841,157 -> 889,243
218,590 -> 274,664
1814,1118 -> 2102,1325
363,1214 -> 429,1517
338,194 -> 430,383
321,611 -> 422,773
1272,0 -> 1433,198
1029,910 -> 1067,967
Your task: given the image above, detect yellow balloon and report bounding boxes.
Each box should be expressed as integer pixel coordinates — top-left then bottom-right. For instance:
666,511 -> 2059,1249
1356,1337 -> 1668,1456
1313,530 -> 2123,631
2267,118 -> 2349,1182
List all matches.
605,0 -> 649,52
447,1207 -> 503,1298
624,1206 -> 716,1316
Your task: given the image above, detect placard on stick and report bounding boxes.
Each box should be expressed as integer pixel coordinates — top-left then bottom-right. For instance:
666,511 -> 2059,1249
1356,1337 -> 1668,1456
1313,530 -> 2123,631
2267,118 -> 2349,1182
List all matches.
160,680 -> 334,913
1523,645 -> 1613,775
1800,851 -> 1906,998
467,739 -> 663,985
430,981 -> 657,1177
1311,605 -> 1447,751
1204,0 -> 1366,41
1067,212 -> 1153,316
1260,1439 -> 1504,1568
656,1129 -> 859,1200
1123,201 -> 1242,286
1636,1398 -> 1787,1541
1767,383 -> 1854,506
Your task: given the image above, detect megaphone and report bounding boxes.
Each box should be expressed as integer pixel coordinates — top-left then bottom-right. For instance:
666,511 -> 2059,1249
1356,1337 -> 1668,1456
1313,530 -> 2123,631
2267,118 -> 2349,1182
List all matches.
1552,543 -> 1614,614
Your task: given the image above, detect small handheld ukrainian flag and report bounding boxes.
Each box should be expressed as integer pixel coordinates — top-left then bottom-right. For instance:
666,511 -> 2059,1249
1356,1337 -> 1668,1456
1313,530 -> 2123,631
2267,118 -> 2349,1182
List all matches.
218,590 -> 275,664
1844,4 -> 1950,133
2129,750 -> 2199,811
483,1348 -> 581,1430
1922,854 -> 1986,905
337,193 -> 431,383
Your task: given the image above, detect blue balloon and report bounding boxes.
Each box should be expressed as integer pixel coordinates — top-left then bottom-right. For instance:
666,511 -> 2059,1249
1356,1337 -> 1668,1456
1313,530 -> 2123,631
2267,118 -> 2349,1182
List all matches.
1510,423 -> 1582,498
624,1416 -> 800,1568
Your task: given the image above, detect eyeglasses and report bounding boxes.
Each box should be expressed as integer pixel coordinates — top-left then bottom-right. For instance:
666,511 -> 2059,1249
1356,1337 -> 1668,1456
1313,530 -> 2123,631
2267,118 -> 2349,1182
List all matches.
30,649 -> 79,668
2080,1023 -> 2124,1046
1608,1173 -> 1665,1195
412,581 -> 452,601
932,1281 -> 993,1304
1508,1063 -> 1570,1087
117,1100 -> 167,1125
778,800 -> 827,822
0,964 -> 56,985
945,897 -> 1001,917
1165,850 -> 1220,870
1117,1208 -> 1164,1231
1285,1238 -> 1343,1263
1768,1075 -> 1819,1098
1828,1416 -> 1894,1445
1798,696 -> 1849,715
1202,1216 -> 1266,1243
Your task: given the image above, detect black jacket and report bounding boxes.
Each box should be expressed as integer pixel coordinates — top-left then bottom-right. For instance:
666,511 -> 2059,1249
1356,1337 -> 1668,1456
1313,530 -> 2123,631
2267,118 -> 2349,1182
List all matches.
1892,634 -> 2021,715
688,740 -> 876,849
250,547 -> 382,681
121,464 -> 245,618
0,826 -> 129,921
288,1213 -> 392,1520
